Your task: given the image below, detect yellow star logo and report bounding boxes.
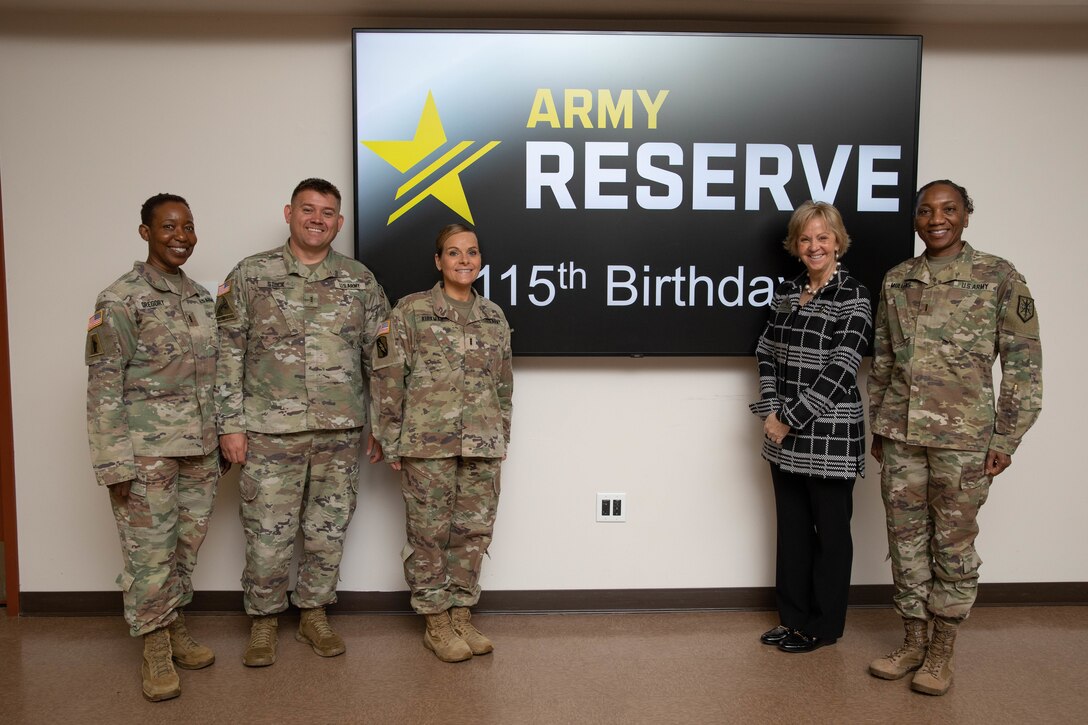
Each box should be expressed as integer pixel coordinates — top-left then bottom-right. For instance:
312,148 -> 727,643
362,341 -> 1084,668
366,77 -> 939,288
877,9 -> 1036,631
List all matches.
361,91 -> 500,225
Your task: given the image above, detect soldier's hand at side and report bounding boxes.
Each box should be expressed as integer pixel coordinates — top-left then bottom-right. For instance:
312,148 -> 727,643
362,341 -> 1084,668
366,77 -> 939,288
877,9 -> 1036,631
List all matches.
366,433 -> 384,464
871,436 -> 884,465
220,432 -> 248,465
986,449 -> 1012,477
108,480 -> 132,499
389,461 -> 402,472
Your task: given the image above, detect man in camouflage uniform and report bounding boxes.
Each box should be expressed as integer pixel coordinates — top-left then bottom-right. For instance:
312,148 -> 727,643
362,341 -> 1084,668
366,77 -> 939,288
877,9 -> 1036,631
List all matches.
215,178 -> 389,667
371,224 -> 513,663
86,193 -> 220,702
867,180 -> 1042,695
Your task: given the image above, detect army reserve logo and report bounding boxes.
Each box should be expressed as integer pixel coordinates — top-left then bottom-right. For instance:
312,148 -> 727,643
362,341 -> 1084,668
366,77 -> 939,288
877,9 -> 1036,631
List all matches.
1017,295 -> 1035,323
361,92 -> 500,226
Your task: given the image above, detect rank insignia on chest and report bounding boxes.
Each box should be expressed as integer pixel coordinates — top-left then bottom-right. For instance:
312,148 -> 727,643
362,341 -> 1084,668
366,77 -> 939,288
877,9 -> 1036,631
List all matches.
1017,295 -> 1035,322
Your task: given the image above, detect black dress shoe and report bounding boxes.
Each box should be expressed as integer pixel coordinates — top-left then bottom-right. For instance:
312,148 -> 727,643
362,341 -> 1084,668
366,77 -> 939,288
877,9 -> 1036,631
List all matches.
759,625 -> 791,645
778,630 -> 837,653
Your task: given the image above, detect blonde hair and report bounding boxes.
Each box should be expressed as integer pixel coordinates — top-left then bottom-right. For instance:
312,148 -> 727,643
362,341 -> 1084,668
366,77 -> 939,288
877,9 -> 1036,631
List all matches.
782,201 -> 852,258
435,223 -> 477,255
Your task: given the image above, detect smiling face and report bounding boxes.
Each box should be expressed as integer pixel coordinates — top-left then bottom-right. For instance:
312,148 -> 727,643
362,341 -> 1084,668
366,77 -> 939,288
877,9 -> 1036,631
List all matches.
435,231 -> 482,299
797,216 -> 840,281
915,183 -> 970,258
141,201 -> 196,274
284,190 -> 344,264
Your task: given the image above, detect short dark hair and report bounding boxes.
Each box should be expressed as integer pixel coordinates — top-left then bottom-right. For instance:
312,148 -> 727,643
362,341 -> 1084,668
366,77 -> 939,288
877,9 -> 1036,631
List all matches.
291,178 -> 341,204
435,223 -> 478,256
140,193 -> 190,226
914,179 -> 974,215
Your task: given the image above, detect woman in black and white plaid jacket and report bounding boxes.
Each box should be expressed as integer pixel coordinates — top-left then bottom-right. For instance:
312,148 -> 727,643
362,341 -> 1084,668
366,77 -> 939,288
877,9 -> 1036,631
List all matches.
749,201 -> 873,655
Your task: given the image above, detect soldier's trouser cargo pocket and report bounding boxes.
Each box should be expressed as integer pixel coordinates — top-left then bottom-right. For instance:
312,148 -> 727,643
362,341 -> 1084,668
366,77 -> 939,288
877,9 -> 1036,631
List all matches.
400,457 -> 502,615
239,429 -> 362,616
111,452 -> 218,636
881,440 -> 989,622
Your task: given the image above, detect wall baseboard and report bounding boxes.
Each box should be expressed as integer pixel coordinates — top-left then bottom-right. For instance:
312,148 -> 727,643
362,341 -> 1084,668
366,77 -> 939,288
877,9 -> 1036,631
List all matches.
18,582 -> 1088,616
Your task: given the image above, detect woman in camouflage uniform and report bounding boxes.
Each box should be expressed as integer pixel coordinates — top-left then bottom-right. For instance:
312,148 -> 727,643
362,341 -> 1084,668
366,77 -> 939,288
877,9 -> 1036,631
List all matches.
85,194 -> 221,701
371,223 -> 513,663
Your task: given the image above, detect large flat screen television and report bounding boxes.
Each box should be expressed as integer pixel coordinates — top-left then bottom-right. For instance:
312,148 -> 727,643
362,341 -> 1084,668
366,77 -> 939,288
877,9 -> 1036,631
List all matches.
353,30 -> 921,355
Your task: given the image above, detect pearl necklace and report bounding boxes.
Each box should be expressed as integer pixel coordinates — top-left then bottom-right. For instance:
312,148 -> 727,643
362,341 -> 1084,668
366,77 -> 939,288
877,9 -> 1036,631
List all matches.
803,262 -> 840,295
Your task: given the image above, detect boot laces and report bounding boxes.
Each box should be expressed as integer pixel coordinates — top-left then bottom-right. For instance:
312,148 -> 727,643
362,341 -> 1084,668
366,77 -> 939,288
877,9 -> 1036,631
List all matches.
251,619 -> 275,649
450,610 -> 475,634
148,632 -> 174,678
171,620 -> 199,651
429,615 -> 458,643
919,633 -> 952,675
308,610 -> 335,639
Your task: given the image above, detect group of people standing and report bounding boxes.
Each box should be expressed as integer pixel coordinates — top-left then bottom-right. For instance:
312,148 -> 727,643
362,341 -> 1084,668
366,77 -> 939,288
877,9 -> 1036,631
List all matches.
85,176 -> 1041,703
85,178 -> 512,701
751,180 -> 1042,697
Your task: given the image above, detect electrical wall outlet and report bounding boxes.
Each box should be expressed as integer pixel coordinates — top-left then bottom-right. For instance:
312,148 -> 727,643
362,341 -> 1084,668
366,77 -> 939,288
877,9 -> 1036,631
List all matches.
596,492 -> 627,522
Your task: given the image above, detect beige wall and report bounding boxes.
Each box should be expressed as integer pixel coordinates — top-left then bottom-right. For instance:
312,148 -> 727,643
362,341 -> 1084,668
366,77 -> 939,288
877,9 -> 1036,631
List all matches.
1,13 -> 1083,597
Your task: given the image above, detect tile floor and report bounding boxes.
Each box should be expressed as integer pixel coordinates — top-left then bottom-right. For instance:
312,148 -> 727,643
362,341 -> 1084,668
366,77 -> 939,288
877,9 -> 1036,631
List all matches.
1,605 -> 1085,724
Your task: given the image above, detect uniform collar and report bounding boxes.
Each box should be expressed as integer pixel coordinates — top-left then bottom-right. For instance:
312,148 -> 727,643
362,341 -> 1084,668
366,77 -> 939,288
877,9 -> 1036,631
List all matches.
133,261 -> 194,298
429,282 -> 486,324
280,241 -> 341,281
906,241 -> 975,284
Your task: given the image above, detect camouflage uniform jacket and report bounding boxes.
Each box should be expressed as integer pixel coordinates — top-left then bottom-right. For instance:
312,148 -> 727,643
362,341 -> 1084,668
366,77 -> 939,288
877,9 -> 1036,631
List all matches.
371,283 -> 513,463
868,243 -> 1042,455
86,262 -> 218,486
215,243 -> 390,435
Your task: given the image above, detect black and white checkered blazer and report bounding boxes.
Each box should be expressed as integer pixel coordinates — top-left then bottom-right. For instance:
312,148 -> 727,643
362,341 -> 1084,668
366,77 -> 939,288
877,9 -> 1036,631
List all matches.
749,266 -> 872,479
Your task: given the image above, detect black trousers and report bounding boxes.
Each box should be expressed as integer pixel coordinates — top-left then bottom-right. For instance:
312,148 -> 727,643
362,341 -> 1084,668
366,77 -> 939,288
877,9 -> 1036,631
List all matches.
770,464 -> 855,639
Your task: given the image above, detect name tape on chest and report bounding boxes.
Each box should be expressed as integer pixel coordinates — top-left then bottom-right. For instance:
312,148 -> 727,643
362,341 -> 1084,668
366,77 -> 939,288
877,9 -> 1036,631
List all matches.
948,281 -> 997,292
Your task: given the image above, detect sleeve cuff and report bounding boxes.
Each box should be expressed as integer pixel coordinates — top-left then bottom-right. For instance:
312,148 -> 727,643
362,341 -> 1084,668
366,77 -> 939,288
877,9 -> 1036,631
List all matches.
988,434 -> 1020,456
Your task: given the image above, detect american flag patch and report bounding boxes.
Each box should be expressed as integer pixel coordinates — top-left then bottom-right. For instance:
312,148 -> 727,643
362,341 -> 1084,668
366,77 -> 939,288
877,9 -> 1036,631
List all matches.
217,282 -> 231,297
377,320 -> 390,336
87,309 -> 105,330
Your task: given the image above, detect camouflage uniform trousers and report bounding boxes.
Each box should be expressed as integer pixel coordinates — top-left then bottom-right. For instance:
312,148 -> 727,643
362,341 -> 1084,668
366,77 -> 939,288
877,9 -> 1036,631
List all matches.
400,457 -> 502,615
881,438 -> 991,622
239,428 -> 362,616
109,451 -> 219,637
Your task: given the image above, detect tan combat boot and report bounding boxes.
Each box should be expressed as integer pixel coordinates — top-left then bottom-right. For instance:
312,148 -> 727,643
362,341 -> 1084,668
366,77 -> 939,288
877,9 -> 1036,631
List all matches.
869,618 -> 929,680
423,612 -> 472,663
242,615 -> 278,667
450,606 -> 494,655
297,606 -> 346,657
911,618 -> 958,696
141,627 -> 181,702
168,611 -> 215,669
